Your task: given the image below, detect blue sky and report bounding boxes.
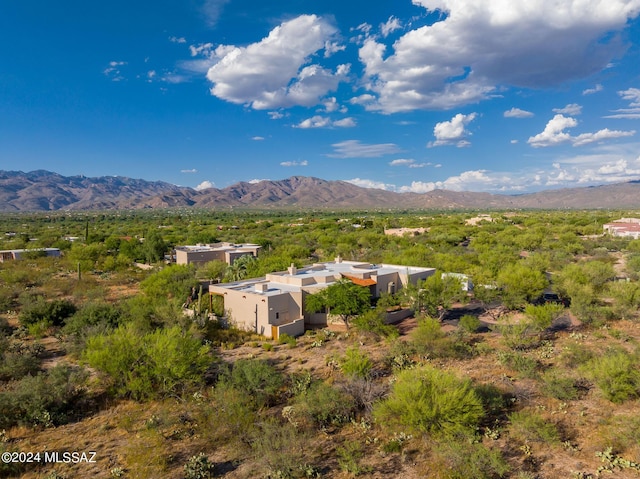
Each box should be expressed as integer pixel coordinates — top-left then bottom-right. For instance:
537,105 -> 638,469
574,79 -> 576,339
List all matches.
2,0 -> 640,194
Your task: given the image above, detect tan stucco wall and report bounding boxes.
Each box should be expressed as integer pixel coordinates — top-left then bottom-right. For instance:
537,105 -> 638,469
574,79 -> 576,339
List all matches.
266,291 -> 303,327
213,289 -> 268,336
211,286 -> 303,338
176,249 -> 225,265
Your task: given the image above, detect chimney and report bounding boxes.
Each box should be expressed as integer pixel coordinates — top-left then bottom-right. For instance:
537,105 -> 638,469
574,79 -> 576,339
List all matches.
335,255 -> 342,263
288,263 -> 297,275
255,283 -> 269,293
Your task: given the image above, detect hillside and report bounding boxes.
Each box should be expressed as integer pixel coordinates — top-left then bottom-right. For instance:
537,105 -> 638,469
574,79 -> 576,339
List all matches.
4,170 -> 640,211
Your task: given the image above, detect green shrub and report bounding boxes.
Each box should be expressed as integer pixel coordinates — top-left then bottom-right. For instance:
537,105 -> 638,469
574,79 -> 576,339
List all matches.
474,383 -> 511,423
0,443 -> 24,477
0,364 -> 87,429
139,264 -> 197,305
430,439 -> 510,479
340,345 -> 373,379
337,440 -> 371,476
251,420 -> 312,478
495,317 -> 541,350
459,314 -> 482,333
83,325 -> 210,400
63,302 -> 122,336
523,303 -> 565,331
203,383 -> 257,446
277,333 -> 297,348
560,341 -> 594,368
0,287 -> 18,312
497,351 -> 539,379
409,317 -> 472,359
220,358 -> 284,408
19,298 -> 76,328
352,307 -> 399,338
291,381 -> 354,428
596,414 -> 640,454
374,365 -> 484,437
412,316 -> 445,342
541,371 -> 585,401
507,410 -> 560,444
0,340 -> 41,381
581,350 -> 640,403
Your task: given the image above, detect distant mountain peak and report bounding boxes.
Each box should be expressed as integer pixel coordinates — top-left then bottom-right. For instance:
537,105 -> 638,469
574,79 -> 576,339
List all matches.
2,170 -> 640,211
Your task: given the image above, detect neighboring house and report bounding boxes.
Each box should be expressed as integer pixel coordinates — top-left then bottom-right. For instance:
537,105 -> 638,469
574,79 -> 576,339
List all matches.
442,272 -> 474,292
384,227 -> 429,237
174,242 -> 261,266
465,214 -> 494,226
209,257 -> 435,338
603,219 -> 640,239
0,248 -> 61,263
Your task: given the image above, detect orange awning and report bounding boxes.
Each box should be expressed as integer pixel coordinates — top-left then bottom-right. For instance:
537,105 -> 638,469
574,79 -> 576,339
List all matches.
341,273 -> 376,287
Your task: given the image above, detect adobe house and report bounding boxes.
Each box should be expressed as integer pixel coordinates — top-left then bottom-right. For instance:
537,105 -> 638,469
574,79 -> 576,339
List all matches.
174,242 -> 261,266
209,257 -> 435,338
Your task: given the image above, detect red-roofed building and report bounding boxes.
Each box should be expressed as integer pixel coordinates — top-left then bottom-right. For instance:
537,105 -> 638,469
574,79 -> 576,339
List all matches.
603,219 -> 640,239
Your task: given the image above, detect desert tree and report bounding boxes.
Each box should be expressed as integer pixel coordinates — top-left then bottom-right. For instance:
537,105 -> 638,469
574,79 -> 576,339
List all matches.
305,279 -> 371,328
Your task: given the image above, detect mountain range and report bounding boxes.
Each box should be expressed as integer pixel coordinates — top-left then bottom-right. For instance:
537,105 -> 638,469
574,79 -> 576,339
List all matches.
1,169 -> 640,212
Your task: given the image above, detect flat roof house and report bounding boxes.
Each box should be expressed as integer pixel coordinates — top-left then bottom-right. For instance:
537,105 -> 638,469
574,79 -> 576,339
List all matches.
0,248 -> 61,263
603,219 -> 640,239
175,242 -> 261,266
209,257 -> 435,338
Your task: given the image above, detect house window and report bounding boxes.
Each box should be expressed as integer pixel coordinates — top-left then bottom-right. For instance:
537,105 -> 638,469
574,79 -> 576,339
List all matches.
275,312 -> 280,320
388,282 -> 396,294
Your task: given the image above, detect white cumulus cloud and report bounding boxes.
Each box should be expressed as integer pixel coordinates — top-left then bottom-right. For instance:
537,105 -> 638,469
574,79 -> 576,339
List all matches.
333,117 -> 356,128
398,170 -> 515,193
553,103 -> 583,115
358,0 -> 640,112
547,155 -> 640,185
528,114 -> 635,147
528,114 -> 578,147
429,113 -> 477,147
195,180 -> 215,191
206,15 -> 347,109
296,116 -> 331,129
295,116 -> 356,129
